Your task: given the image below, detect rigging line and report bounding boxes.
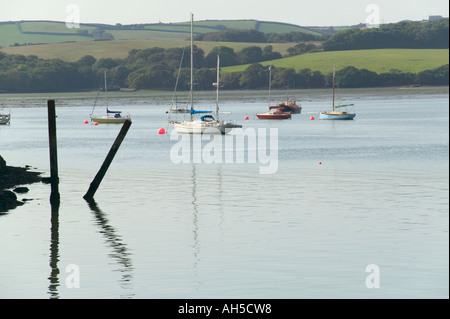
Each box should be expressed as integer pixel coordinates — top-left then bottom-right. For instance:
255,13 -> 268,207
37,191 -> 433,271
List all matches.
171,46 -> 186,108
90,77 -> 103,115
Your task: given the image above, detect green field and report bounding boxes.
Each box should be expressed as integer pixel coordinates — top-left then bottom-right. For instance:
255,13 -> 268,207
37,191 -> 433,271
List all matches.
0,20 -> 324,48
1,21 -> 448,76
0,39 -> 296,61
0,23 -> 94,47
222,49 -> 450,74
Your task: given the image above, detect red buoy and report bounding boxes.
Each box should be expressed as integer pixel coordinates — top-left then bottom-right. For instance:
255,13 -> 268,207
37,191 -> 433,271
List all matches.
318,161 -> 322,165
245,116 -> 249,120
310,116 -> 315,120
84,120 -> 89,124
158,128 -> 165,135
94,122 -> 98,125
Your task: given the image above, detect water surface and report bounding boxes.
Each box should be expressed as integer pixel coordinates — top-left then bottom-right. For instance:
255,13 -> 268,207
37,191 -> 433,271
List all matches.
0,88 -> 448,298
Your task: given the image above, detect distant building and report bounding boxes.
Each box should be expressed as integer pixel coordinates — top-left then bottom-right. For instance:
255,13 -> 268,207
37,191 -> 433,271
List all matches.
429,15 -> 443,20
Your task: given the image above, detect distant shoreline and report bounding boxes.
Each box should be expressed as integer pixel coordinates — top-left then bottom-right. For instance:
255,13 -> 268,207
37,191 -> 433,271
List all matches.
0,86 -> 448,107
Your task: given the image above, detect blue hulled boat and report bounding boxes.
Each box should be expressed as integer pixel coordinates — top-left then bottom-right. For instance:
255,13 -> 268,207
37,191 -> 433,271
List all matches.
319,67 -> 356,120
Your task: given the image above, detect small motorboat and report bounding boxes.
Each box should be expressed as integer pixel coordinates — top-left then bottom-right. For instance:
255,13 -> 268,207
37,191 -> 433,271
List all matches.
270,99 -> 302,114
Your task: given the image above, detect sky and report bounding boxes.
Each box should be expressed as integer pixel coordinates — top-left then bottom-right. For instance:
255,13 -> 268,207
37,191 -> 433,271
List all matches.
0,0 -> 448,26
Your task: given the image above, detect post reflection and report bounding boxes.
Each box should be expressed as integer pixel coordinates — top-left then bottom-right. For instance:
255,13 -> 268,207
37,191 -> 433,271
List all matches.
48,202 -> 60,299
85,198 -> 134,296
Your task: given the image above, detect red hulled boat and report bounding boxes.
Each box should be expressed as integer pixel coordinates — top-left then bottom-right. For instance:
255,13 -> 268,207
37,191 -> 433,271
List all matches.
256,108 -> 292,119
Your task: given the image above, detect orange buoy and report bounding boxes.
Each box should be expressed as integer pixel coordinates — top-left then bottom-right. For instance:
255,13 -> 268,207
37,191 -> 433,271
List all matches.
158,128 -> 165,135
310,116 -> 315,120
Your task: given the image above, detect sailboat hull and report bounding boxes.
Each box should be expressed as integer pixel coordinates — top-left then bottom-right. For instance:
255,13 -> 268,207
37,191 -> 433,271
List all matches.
91,114 -> 131,123
256,111 -> 291,119
319,112 -> 355,120
173,120 -> 241,134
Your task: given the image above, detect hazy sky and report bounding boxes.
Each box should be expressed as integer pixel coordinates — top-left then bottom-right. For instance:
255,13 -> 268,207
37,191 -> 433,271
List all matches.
0,0 -> 448,26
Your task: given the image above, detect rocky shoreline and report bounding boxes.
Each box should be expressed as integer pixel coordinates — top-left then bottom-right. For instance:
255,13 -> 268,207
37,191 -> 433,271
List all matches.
0,155 -> 42,213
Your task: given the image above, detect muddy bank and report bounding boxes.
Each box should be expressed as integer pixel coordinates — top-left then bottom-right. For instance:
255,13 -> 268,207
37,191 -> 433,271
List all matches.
0,155 -> 42,213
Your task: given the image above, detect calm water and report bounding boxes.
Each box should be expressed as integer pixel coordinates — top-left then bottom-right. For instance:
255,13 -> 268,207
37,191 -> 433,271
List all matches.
0,88 -> 448,299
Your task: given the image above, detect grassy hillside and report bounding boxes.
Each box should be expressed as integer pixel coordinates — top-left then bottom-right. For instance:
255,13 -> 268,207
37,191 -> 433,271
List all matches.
0,39 -> 296,61
0,22 -> 94,47
0,20 -> 324,48
222,49 -> 450,74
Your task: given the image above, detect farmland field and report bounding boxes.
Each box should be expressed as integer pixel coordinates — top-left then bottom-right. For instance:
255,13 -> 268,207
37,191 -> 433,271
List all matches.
222,49 -> 450,74
0,39 -> 296,61
0,19 -> 324,47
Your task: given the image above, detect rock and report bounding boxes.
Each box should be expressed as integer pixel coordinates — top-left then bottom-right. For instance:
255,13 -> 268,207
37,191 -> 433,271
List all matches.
13,187 -> 29,194
0,155 -> 6,171
0,190 -> 24,213
0,154 -> 42,213
0,155 -> 42,190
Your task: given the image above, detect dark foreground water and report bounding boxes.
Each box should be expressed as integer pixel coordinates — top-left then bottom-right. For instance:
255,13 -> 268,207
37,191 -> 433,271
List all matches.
0,88 -> 448,298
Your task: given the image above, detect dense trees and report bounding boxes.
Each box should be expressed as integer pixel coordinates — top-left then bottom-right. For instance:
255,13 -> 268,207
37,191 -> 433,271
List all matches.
0,18 -> 448,93
323,18 -> 449,51
0,18 -> 449,92
194,29 -> 326,43
0,49 -> 448,93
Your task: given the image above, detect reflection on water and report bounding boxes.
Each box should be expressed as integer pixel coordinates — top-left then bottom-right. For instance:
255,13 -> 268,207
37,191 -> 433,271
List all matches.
191,166 -> 200,272
48,203 -> 60,299
86,198 -> 134,297
46,198 -> 134,298
0,91 -> 448,298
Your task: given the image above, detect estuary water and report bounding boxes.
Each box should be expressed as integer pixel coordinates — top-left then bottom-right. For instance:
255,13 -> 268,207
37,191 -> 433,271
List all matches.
0,87 -> 448,299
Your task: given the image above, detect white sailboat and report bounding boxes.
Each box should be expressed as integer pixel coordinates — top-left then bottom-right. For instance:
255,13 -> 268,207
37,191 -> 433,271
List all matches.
90,71 -> 131,124
169,14 -> 241,134
0,109 -> 10,125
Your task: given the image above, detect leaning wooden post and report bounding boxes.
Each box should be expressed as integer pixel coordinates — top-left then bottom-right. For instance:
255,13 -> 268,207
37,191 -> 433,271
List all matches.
47,100 -> 60,205
83,120 -> 132,201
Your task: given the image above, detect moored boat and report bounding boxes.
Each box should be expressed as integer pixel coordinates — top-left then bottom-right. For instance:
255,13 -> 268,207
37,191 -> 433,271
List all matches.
169,14 -> 241,135
319,66 -> 355,120
256,109 -> 291,120
0,110 -> 10,125
90,71 -> 131,124
270,99 -> 302,114
91,110 -> 131,124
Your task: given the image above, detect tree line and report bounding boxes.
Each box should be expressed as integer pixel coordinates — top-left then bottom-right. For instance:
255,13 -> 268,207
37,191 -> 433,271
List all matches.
194,29 -> 326,43
193,18 -> 449,51
0,49 -> 447,93
322,18 -> 449,51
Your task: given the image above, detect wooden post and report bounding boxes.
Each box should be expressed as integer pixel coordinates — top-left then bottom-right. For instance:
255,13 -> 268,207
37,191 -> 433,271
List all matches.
83,119 -> 132,200
47,100 -> 60,205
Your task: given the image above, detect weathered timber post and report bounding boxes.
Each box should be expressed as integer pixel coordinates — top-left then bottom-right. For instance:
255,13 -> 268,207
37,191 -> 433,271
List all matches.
83,119 -> 132,200
47,100 -> 60,205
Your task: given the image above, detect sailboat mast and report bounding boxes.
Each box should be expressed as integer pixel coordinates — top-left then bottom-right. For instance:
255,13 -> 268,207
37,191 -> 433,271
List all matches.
216,54 -> 220,121
268,62 -> 272,107
104,70 -> 108,110
332,66 -> 335,112
190,13 -> 194,121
